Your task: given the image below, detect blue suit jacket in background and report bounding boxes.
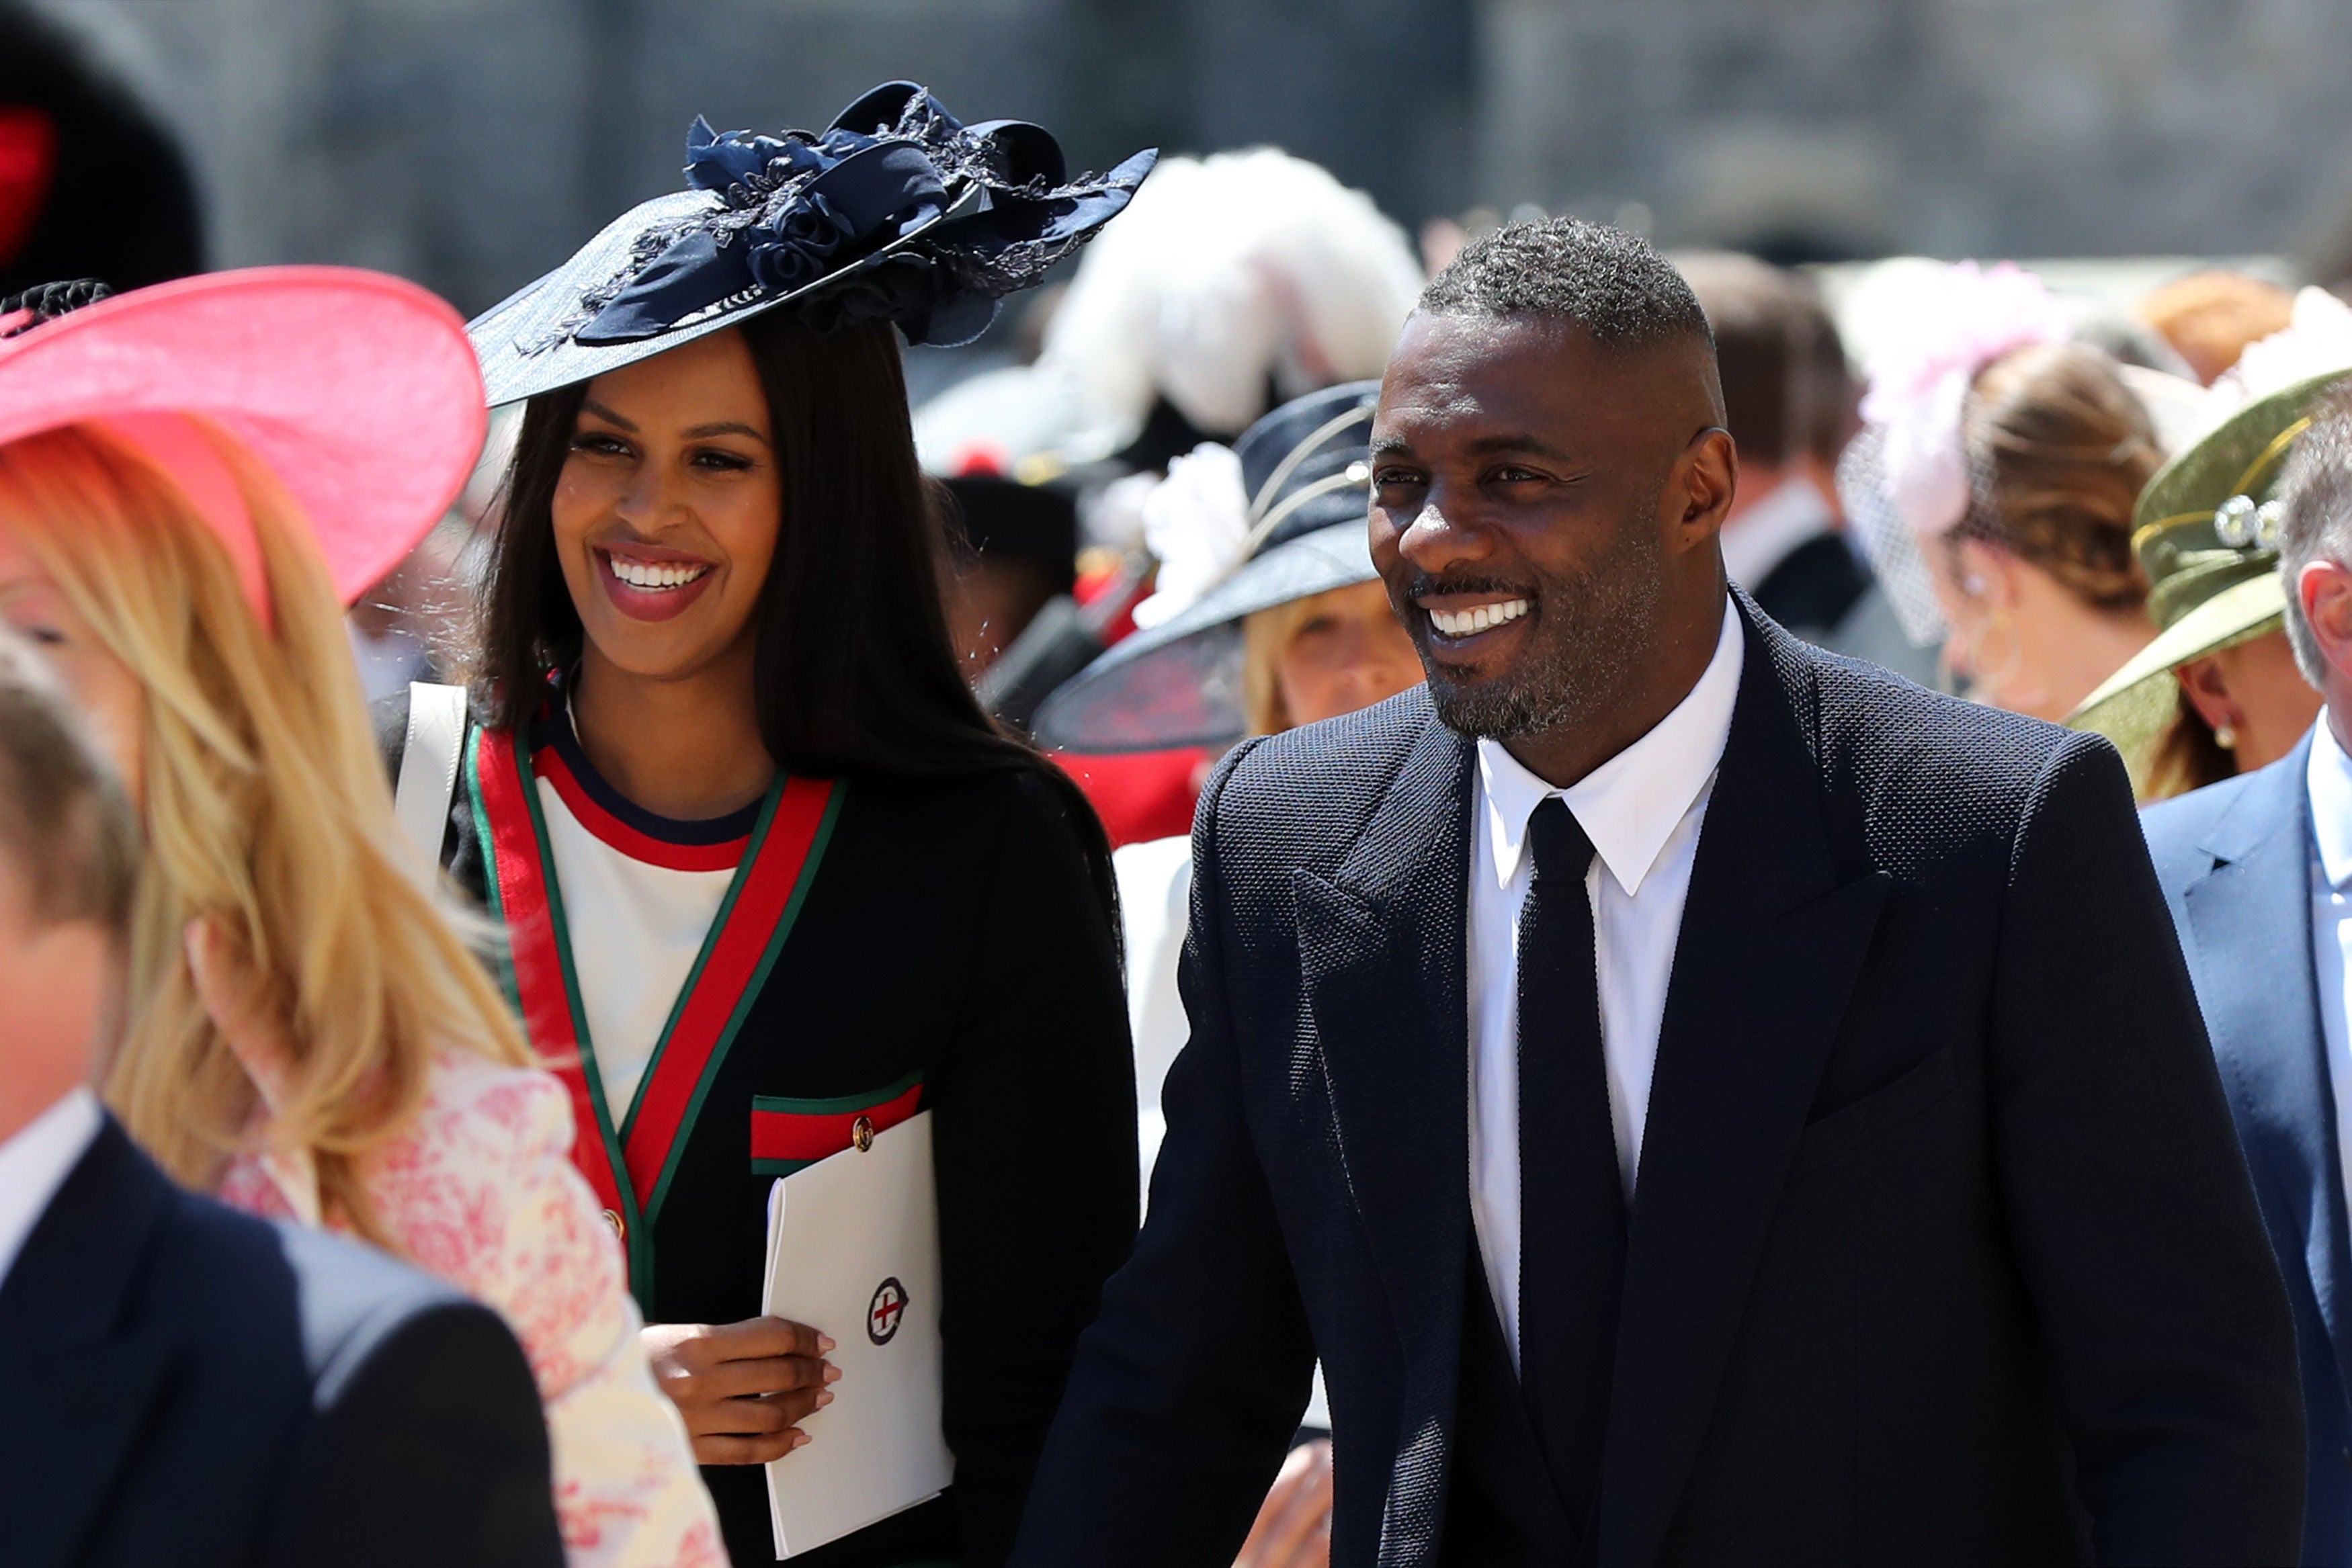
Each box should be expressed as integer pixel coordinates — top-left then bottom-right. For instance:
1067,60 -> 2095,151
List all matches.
2146,730 -> 2352,1567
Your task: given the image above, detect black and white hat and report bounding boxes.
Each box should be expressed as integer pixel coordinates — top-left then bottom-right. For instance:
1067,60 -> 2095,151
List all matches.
1032,381 -> 1382,752
470,81 -> 1154,408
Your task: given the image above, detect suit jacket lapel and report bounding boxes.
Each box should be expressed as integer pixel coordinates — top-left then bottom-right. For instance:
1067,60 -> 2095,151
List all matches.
0,1120 -> 183,1568
1295,707 -> 1476,1563
1598,610 -> 1891,1568
2185,736 -> 2352,1419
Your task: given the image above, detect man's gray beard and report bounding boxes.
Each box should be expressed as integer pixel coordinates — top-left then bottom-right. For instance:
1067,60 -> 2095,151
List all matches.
1425,535 -> 1665,742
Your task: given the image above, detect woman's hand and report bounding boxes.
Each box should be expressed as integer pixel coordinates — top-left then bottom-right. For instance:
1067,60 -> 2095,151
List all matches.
1232,1438 -> 1332,1568
642,1317 -> 838,1465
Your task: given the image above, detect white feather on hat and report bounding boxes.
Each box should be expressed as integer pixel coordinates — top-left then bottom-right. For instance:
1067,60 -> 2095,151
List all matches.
1036,150 -> 1423,459
1130,441 -> 1249,629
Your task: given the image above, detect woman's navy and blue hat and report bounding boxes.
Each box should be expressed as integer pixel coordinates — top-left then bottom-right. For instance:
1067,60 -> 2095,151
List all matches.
470,82 -> 1154,408
1032,381 -> 1383,752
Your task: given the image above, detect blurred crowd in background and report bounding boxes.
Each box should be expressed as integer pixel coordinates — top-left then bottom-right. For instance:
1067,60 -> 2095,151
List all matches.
15,3 -> 2352,1563
14,0 -> 2352,1102
14,1 -> 2352,1049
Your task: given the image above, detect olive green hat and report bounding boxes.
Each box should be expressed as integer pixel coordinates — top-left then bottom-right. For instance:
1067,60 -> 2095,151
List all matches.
2068,368 -> 2351,769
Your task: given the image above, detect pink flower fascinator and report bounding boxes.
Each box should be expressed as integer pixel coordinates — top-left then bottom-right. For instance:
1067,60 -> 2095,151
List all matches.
1838,260 -> 2072,644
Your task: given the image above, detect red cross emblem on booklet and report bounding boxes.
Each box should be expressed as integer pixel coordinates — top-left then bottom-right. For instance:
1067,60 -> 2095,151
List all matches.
868,1277 -> 908,1346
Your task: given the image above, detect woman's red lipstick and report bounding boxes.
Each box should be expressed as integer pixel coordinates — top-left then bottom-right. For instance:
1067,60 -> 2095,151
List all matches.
595,544 -> 718,623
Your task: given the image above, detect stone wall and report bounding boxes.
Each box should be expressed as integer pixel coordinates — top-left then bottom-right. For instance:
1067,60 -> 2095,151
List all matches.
30,0 -> 2352,315
1477,0 -> 2352,268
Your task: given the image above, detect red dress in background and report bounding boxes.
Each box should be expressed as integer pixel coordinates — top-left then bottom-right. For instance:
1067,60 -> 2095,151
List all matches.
1052,557 -> 1211,848
1057,746 -> 1209,848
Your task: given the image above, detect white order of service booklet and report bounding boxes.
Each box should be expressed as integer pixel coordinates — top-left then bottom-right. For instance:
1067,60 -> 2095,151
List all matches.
761,1108 -> 952,1559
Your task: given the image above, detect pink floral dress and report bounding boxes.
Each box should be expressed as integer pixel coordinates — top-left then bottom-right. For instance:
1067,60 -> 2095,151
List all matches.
219,1051 -> 725,1568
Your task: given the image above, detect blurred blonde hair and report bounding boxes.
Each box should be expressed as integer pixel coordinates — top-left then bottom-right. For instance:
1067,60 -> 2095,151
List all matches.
0,423 -> 528,1244
1241,595 -> 1320,736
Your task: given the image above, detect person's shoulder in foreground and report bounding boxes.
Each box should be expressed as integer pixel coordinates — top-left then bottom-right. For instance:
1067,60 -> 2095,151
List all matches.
0,623 -> 561,1568
2,1113 -> 564,1568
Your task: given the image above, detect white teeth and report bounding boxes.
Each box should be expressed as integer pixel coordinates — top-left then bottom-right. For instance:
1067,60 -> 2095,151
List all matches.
1427,599 -> 1531,638
607,555 -> 712,591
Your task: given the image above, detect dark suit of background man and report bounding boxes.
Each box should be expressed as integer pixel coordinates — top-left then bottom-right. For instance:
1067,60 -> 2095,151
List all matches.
1673,253 -> 1866,639
2145,380 -> 2352,1567
1011,219 -> 2305,1568
0,632 -> 564,1568
1673,252 -> 1937,691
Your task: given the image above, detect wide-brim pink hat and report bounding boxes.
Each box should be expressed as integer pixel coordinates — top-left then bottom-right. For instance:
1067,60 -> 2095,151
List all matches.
0,266 -> 487,612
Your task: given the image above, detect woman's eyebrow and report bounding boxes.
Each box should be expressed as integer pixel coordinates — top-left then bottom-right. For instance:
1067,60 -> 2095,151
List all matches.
579,399 -> 637,431
681,421 -> 770,446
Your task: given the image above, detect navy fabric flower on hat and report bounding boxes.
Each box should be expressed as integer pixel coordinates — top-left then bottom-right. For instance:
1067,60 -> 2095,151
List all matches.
571,83 -> 1154,351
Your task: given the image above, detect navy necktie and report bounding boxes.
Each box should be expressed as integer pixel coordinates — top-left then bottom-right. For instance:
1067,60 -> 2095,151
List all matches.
1515,796 -> 1626,1524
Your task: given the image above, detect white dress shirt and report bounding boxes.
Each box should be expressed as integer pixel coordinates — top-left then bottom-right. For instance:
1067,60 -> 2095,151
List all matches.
1115,832 -> 1335,1429
1114,832 -> 1198,1178
1468,601 -> 1744,1366
2305,716 -> 2352,1227
0,1086 -> 103,1289
539,781 -> 734,1123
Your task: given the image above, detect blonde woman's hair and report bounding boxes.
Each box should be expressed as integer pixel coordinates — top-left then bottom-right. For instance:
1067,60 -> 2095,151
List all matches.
1241,595 -> 1322,736
0,424 -> 529,1244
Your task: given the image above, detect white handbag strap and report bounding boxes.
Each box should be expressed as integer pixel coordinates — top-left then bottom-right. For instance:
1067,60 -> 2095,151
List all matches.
393,681 -> 470,881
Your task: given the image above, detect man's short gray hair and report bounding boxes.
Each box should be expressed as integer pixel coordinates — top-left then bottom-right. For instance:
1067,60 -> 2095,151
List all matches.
2278,383 -> 2352,686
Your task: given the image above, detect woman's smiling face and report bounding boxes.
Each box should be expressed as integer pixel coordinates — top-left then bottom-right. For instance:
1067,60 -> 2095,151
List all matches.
551,328 -> 782,684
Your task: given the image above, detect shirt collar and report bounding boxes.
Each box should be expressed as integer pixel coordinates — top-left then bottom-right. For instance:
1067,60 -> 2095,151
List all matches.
2307,713 -> 2352,889
1478,599 -> 1746,898
0,1086 -> 103,1289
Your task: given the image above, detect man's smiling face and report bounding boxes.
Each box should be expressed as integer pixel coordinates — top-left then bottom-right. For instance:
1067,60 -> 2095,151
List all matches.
1368,310 -> 1695,745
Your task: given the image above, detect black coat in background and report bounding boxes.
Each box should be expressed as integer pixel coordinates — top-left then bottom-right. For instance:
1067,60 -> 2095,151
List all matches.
0,1116 -> 562,1568
1749,530 -> 1870,640
384,695 -> 1140,1568
1012,599 -> 2305,1568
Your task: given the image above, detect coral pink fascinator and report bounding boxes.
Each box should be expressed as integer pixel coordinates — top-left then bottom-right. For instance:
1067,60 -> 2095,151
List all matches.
0,267 -> 488,617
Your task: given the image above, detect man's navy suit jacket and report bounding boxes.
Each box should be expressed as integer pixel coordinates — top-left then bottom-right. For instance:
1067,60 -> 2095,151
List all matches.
1013,601 -> 2306,1568
0,1115 -> 564,1568
2146,732 -> 2352,1566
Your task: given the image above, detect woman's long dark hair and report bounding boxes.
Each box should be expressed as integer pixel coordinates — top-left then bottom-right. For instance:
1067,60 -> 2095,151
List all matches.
473,310 -> 1116,917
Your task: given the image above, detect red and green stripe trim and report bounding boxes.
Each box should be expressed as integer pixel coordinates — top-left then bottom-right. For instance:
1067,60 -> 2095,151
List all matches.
534,742 -> 751,873
749,1070 -> 925,1177
470,727 -> 633,1244
469,725 -> 843,1309
624,771 -> 841,1233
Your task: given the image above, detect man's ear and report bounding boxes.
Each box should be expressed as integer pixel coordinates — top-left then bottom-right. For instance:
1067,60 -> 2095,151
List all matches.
2299,559 -> 2352,685
1669,426 -> 1737,554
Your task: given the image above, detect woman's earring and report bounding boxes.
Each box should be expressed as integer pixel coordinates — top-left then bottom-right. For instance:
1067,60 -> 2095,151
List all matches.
2214,722 -> 2239,751
1966,607 -> 2023,695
